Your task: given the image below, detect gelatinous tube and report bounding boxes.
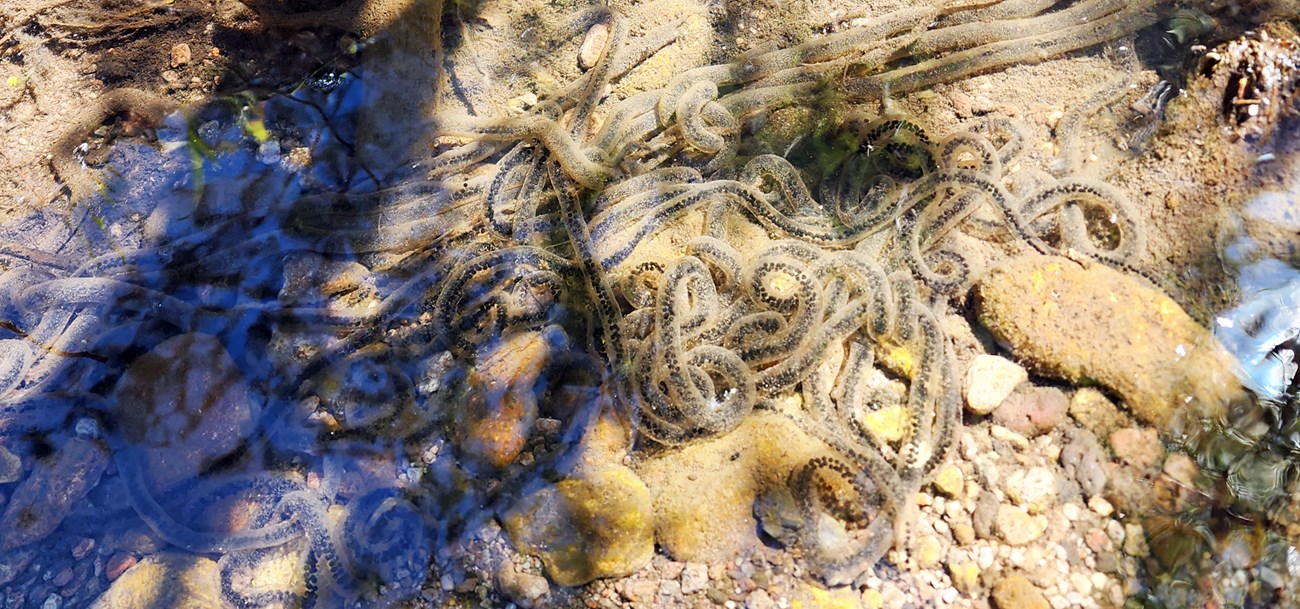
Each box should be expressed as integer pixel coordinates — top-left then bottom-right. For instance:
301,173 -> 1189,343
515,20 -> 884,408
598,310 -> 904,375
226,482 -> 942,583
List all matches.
904,0 -> 1128,57
968,116 -> 1027,167
653,5 -> 938,125
675,81 -> 730,154
633,256 -> 756,445
937,131 -> 1001,176
939,0 -> 1057,24
484,143 -> 538,236
434,113 -> 614,188
732,255 -> 822,366
550,164 -> 630,382
684,236 -> 743,294
1018,177 -> 1146,266
0,339 -> 32,395
19,278 -> 207,331
435,246 -> 580,353
848,2 -> 1163,98
115,446 -> 305,554
1051,75 -> 1130,176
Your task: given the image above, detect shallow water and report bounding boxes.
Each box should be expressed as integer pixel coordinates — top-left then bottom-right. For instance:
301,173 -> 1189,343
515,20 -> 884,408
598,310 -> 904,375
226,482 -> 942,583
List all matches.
1,1 -> 1300,608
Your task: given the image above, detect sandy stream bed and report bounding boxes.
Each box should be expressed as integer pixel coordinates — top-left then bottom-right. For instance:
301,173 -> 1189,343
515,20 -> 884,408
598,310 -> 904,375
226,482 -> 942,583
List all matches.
1,1 -> 1300,609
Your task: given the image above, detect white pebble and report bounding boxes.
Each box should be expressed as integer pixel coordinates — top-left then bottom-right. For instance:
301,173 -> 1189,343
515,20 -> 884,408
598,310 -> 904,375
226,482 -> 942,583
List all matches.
1090,572 -> 1110,591
963,354 -> 1027,414
1088,496 -> 1114,517
1071,572 -> 1094,595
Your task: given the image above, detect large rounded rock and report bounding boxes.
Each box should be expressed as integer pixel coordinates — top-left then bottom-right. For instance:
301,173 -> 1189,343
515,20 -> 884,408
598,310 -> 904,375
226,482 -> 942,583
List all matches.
635,412 -> 833,562
112,333 -> 257,490
88,553 -> 223,609
503,465 -> 654,586
974,256 -> 1246,427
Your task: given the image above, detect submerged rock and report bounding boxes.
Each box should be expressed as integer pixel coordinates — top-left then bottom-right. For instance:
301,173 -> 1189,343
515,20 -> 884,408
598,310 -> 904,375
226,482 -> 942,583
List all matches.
502,465 -> 654,586
1068,387 -> 1130,440
112,333 -> 257,490
0,437 -> 108,551
974,255 -> 1247,427
635,412 -> 833,563
0,444 -> 21,484
991,575 -> 1050,609
88,553 -> 223,609
453,328 -> 560,469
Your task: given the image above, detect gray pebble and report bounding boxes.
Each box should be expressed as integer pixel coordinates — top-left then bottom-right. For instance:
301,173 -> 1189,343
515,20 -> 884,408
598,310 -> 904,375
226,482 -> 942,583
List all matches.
972,490 -> 1000,540
1060,427 -> 1109,497
681,563 -> 709,595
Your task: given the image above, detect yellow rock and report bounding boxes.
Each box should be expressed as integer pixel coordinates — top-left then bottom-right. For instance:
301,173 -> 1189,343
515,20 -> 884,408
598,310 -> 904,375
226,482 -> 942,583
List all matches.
876,338 -> 916,378
503,465 -> 654,586
947,560 -> 981,595
570,400 -> 634,476
975,256 -> 1246,427
861,404 -> 908,444
454,329 -> 553,468
862,589 -> 884,609
88,553 -> 223,609
635,412 -> 834,562
931,463 -> 964,498
791,582 -> 864,609
991,575 -> 1050,609
914,535 -> 943,569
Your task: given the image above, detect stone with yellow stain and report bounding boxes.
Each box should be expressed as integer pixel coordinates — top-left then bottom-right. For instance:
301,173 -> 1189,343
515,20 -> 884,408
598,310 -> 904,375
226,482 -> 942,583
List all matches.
503,465 -> 654,586
791,581 -> 864,609
991,575 -> 1050,609
569,401 -> 634,476
913,535 -> 943,569
1068,387 -> 1131,439
975,256 -> 1246,427
88,553 -> 224,609
952,522 -> 976,546
947,559 -> 981,596
875,338 -> 916,378
454,328 -> 556,468
635,412 -> 835,562
860,404 -> 908,444
862,589 -> 884,609
931,463 -> 964,499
